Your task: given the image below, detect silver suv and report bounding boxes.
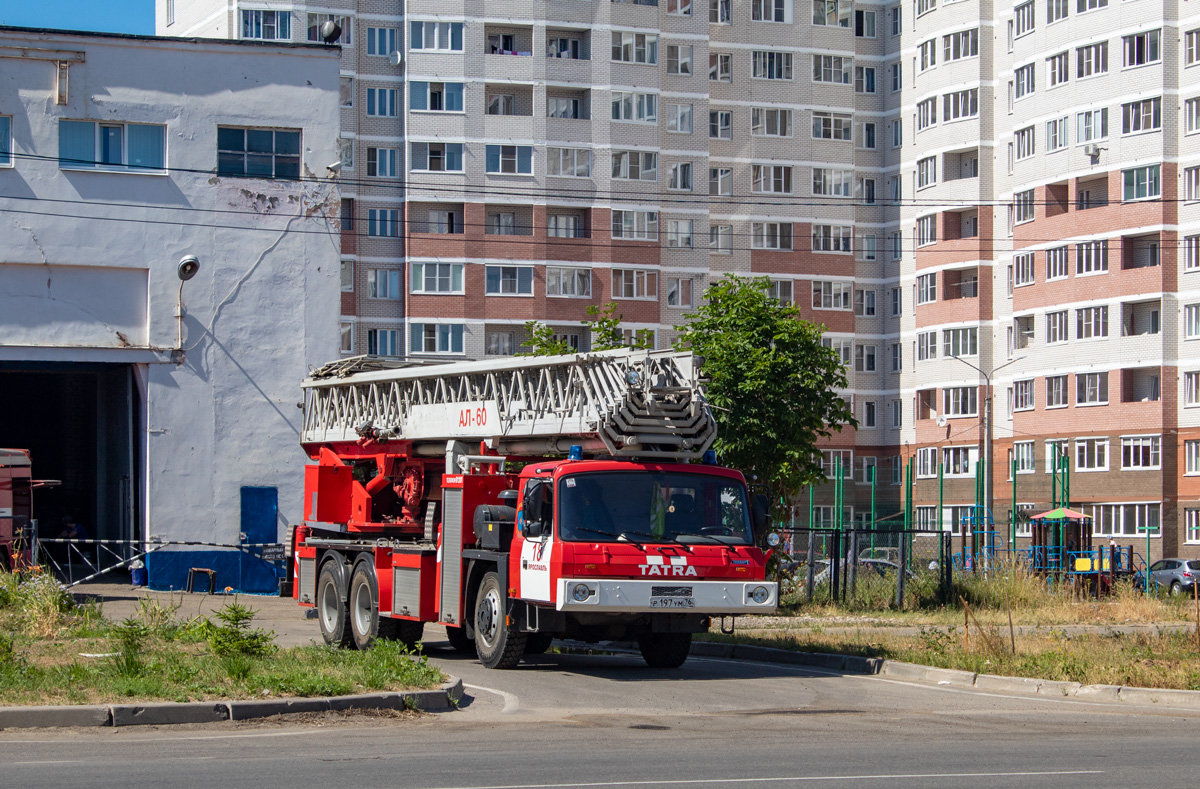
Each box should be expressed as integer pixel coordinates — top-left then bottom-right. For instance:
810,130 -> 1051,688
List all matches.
1136,558 -> 1200,596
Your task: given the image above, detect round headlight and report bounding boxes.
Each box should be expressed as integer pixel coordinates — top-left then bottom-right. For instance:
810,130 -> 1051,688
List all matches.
766,532 -> 781,548
750,585 -> 770,604
572,583 -> 592,602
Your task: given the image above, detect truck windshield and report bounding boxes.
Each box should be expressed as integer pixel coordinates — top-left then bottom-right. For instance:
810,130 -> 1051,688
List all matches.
557,471 -> 753,545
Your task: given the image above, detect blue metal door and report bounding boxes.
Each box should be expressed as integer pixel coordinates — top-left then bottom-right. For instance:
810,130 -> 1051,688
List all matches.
239,486 -> 279,592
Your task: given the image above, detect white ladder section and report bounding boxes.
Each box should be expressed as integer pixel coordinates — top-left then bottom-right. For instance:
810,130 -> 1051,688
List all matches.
301,349 -> 716,460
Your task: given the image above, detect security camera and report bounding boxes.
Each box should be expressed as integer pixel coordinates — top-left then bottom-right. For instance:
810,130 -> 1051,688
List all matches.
177,255 -> 200,281
327,161 -> 343,174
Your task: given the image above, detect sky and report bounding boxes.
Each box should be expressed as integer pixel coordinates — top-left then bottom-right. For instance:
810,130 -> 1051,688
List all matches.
0,0 -> 155,35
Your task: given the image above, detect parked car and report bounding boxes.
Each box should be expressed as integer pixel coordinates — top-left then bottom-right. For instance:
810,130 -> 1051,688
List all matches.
810,558 -> 915,587
1133,558 -> 1200,596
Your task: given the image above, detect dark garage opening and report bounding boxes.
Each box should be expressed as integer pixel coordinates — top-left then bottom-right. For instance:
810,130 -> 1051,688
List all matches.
0,362 -> 139,550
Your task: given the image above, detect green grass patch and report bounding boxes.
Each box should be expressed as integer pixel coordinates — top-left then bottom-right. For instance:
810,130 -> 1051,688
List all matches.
0,570 -> 445,706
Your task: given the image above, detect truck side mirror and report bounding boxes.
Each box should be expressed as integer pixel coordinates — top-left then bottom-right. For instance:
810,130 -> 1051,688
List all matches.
752,494 -> 771,543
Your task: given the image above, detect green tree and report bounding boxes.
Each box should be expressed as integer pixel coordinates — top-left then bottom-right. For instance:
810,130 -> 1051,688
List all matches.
521,303 -> 653,355
674,275 -> 855,500
520,321 -> 573,356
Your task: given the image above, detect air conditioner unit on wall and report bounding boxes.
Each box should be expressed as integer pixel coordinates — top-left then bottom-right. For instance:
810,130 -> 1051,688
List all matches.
1084,143 -> 1100,158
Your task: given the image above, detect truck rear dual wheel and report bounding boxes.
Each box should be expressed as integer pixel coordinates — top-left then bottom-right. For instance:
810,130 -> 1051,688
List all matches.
474,571 -> 526,669
637,633 -> 692,668
317,561 -> 353,648
349,562 -> 424,650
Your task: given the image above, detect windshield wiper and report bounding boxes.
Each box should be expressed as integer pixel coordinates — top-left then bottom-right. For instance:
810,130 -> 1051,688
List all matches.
620,529 -> 694,553
678,533 -> 739,552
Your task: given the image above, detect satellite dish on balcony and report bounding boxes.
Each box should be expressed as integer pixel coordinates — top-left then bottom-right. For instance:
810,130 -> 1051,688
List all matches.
936,416 -> 948,428
389,50 -> 403,66
320,20 -> 342,44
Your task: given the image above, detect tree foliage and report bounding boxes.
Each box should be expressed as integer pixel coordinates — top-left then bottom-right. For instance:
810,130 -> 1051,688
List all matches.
521,303 -> 653,356
674,275 -> 855,500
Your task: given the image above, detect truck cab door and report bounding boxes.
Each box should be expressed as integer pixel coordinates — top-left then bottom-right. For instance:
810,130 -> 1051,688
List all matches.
518,478 -> 554,602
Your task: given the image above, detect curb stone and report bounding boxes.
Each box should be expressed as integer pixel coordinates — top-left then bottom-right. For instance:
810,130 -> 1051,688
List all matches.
0,677 -> 462,730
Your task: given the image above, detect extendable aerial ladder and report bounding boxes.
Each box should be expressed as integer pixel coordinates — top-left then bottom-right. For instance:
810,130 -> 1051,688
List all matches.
300,348 -> 716,462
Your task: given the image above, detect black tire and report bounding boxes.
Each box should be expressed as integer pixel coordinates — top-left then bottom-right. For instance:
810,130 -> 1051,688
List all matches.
524,632 -> 555,655
474,571 -> 526,669
349,562 -> 383,650
445,624 -> 475,653
637,633 -> 692,668
379,617 -> 425,649
317,560 -> 352,648
1171,580 -> 1183,597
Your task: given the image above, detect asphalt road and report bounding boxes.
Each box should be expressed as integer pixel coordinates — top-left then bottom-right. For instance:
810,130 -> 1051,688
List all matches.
1,621 -> 1197,788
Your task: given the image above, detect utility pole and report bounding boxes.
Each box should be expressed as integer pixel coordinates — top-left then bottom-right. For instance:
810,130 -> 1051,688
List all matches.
950,355 -> 1025,522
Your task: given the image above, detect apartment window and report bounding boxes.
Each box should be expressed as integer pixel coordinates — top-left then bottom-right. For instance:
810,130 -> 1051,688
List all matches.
368,269 -> 401,299
916,0 -> 936,15
1047,0 -> 1067,22
611,210 -> 658,240
944,387 -> 978,417
752,108 -> 792,137
814,0 -> 851,25
856,9 -> 876,35
546,268 -> 591,297
889,344 -> 902,373
0,115 -> 9,167
919,40 -> 937,71
1041,247 -> 1068,281
1076,42 -> 1108,78
1043,310 -> 1068,344
752,222 -> 794,250
709,167 -> 732,196
812,55 -> 850,84
1122,98 -> 1161,134
855,67 -> 876,93
855,345 -> 877,373
481,145 -> 533,176
366,147 -> 398,178
410,142 -> 464,172
666,219 -> 694,248
890,5 -> 902,33
917,216 -> 937,247
1047,52 -> 1069,87
1075,438 -> 1108,470
613,269 -> 659,299
1077,109 -> 1108,144
812,281 -> 852,310
218,126 -> 301,180
547,36 -> 585,59
667,104 -> 694,134
667,162 -> 693,191
709,112 -> 732,140
860,178 -> 876,205
410,262 -> 463,294
1011,253 -> 1034,287
1188,237 -> 1200,271
1123,30 -> 1160,67
855,289 -> 876,316
611,31 -> 659,64
944,29 -> 977,61
770,281 -> 796,306
486,333 -> 516,357
548,97 -> 587,119
1014,63 -> 1035,98
547,215 -> 583,238
1188,372 -> 1200,406
486,266 -> 534,295
338,321 -> 354,354
1076,241 -> 1107,274
944,327 -> 978,357
1077,372 -> 1108,404
486,94 -> 516,116
812,225 -> 853,253
367,209 -> 399,238
667,277 -> 694,307
1087,503 -> 1159,537
943,89 -> 978,121
754,0 -> 792,21
1013,442 -> 1036,474
1014,189 -> 1035,223
711,0 -> 732,23
366,88 -> 398,117
916,98 -> 937,131
1014,1 -> 1034,36
1010,379 -> 1033,411
668,0 -> 693,14
547,148 -> 591,178
1043,375 -> 1067,408
489,212 -> 517,236
891,120 -> 903,148
754,51 -> 795,80
1188,100 -> 1200,135
1187,304 -> 1200,338
916,157 -> 936,189
60,120 -> 166,172
812,168 -> 851,197
915,331 -> 938,361
916,273 -> 937,304
710,225 -> 732,253
410,81 -> 464,112
611,92 -> 658,123
241,9 -> 290,40
1077,0 -> 1106,10
1122,165 -> 1160,201
667,44 -> 693,75
709,53 -> 732,81
1046,118 -> 1068,152
812,112 -> 852,140
340,199 -> 355,232
1076,306 -> 1108,339
612,151 -> 657,181
410,21 -> 462,51
410,324 -> 465,355
367,329 -> 399,357
1122,436 -> 1160,469
426,210 -> 459,235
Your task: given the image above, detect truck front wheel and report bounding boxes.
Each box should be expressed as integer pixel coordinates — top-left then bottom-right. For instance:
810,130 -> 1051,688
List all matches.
317,560 -> 352,648
474,571 -> 526,669
637,633 -> 692,668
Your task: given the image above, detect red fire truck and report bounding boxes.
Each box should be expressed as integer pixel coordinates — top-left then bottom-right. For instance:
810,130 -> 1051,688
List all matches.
291,350 -> 778,668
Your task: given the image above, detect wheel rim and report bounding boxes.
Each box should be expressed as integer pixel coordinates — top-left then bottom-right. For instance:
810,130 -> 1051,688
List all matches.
477,586 -> 501,648
352,577 -> 373,638
319,577 -> 339,632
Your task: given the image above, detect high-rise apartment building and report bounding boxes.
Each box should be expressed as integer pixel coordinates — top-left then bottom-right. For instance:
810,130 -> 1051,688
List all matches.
159,0 -> 1198,557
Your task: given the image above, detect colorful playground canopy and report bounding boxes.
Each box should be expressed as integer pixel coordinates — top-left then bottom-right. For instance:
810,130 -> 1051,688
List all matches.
1031,507 -> 1088,520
